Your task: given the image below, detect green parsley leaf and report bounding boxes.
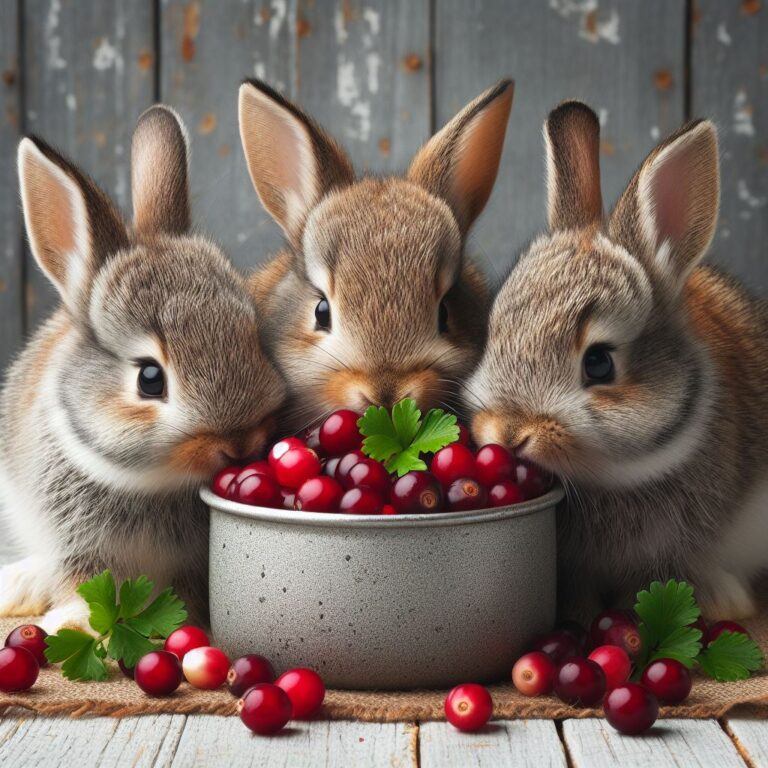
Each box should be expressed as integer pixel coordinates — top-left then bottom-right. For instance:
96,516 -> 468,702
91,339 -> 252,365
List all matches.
699,631 -> 764,682
107,622 -> 156,666
118,575 -> 154,619
359,406 -> 401,463
648,626 -> 703,668
410,409 -> 459,456
44,629 -> 108,682
391,399 -> 422,447
386,447 -> 427,477
129,587 -> 187,638
635,580 -> 700,645
77,570 -> 119,634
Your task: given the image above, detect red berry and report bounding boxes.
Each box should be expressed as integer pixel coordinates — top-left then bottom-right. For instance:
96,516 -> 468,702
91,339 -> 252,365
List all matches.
446,477 -> 488,511
279,488 -> 296,509
5,624 -> 48,667
475,444 -> 515,486
134,650 -> 183,697
488,481 -> 524,507
324,456 -> 341,478
604,622 -> 643,660
274,447 -> 322,489
381,503 -> 397,516
268,437 -> 305,469
235,472 -> 282,507
164,625 -> 210,660
554,658 -> 606,706
641,658 -> 692,704
530,631 -> 581,664
557,620 -> 589,652
707,620 -> 749,645
588,645 -> 631,690
319,409 -> 362,456
457,424 -> 471,446
514,459 -> 552,500
391,471 -> 443,514
604,683 -> 659,735
118,658 -> 135,679
0,646 -> 39,692
590,610 -> 636,647
182,646 -> 230,689
227,654 -> 276,697
693,616 -> 709,645
512,651 -> 556,696
444,683 -> 493,732
334,450 -> 366,485
275,667 -> 326,718
431,444 -> 478,487
238,683 -> 292,734
212,466 -> 241,498
295,476 -> 343,512
345,458 -> 391,495
302,424 -> 324,455
339,487 -> 384,515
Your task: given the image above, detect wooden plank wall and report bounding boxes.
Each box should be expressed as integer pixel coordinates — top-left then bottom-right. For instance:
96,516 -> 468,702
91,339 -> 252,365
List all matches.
0,0 -> 765,371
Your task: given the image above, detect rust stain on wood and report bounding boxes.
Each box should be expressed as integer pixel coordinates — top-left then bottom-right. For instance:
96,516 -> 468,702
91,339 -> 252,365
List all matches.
741,0 -> 761,16
296,16 -> 311,37
402,53 -> 423,73
690,0 -> 702,29
654,69 -> 674,91
259,5 -> 271,24
584,9 -> 598,37
182,2 -> 201,63
342,0 -> 357,24
378,137 -> 391,156
198,112 -> 217,135
1,70 -> 15,87
137,50 -> 153,72
92,130 -> 107,148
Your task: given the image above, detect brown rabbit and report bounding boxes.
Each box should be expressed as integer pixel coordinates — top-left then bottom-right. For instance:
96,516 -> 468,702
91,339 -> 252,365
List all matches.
238,79 -> 514,431
467,101 -> 768,620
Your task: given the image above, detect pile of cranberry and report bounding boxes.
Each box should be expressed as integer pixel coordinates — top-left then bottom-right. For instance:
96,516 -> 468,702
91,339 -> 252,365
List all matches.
0,622 -> 324,735
212,409 -> 551,514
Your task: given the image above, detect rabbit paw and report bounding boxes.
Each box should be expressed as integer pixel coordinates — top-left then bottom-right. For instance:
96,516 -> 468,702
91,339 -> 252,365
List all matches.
698,571 -> 757,620
0,556 -> 51,616
40,595 -> 94,635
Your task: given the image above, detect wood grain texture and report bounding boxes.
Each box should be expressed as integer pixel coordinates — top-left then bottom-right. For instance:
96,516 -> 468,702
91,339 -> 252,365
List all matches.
22,0 -> 154,329
420,719 -> 566,768
726,716 -> 768,768
0,0 -> 23,373
691,1 -> 768,294
563,718 -> 747,768
434,0 -> 686,281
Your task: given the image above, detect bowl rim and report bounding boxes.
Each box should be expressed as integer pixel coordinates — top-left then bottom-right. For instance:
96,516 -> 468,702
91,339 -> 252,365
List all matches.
200,483 -> 564,529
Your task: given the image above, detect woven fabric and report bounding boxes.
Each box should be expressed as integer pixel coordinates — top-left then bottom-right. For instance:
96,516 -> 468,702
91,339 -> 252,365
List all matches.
1,614 -> 767,721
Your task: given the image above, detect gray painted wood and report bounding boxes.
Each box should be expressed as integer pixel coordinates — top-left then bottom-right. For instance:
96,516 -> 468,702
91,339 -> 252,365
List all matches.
23,0 -> 155,329
692,1 -> 768,295
434,0 -> 686,281
726,716 -> 768,768
563,717 -> 747,768
0,0 -> 23,373
420,719 -> 566,767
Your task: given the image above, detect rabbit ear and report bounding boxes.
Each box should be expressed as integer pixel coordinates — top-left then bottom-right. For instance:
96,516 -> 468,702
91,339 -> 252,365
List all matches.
609,120 -> 719,289
407,79 -> 514,236
544,101 -> 603,231
132,105 -> 191,237
238,79 -> 355,245
18,137 -> 127,314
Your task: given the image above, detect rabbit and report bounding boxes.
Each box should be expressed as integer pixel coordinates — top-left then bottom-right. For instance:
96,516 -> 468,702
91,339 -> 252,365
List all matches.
465,100 -> 768,621
0,105 -> 286,633
237,78 -> 514,432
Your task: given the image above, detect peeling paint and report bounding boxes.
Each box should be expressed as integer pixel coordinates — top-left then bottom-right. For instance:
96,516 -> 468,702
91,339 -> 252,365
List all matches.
334,7 -> 349,44
733,89 -> 755,136
598,108 -> 608,127
93,38 -> 124,72
337,60 -> 358,108
366,52 -> 380,94
362,8 -> 381,36
254,62 -> 267,80
716,23 -> 732,45
45,0 -> 67,71
650,126 -> 660,140
737,179 -> 766,208
550,0 -> 620,45
269,0 -> 287,40
65,93 -> 76,111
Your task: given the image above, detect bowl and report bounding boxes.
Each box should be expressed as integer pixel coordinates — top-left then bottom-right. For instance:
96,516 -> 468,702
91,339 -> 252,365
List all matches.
202,484 -> 563,690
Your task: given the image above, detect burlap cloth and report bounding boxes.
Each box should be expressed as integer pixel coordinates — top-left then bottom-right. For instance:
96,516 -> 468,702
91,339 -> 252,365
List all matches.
1,614 -> 767,721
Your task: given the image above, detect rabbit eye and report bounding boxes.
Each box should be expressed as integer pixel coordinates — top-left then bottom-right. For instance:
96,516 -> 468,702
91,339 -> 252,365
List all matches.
138,361 -> 165,398
583,344 -> 615,385
315,296 -> 331,331
438,300 -> 449,334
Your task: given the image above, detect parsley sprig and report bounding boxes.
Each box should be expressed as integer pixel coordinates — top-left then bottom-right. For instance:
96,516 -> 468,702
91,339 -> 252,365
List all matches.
357,398 -> 460,476
45,570 -> 187,681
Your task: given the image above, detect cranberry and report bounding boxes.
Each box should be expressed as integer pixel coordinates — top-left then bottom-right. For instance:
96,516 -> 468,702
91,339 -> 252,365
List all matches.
604,622 -> 642,660
238,683 -> 292,734
514,459 -> 552,499
295,476 -> 343,512
391,471 -> 443,514
275,667 -> 326,718
234,472 -> 282,507
268,437 -> 304,469
512,651 -> 556,696
212,466 -> 241,498
324,456 -> 341,478
5,624 -> 48,667
134,650 -> 183,696
475,444 -> 515,486
319,409 -> 362,456
302,424 -> 324,455
604,683 -> 659,735
488,481 -> 524,507
588,645 -> 631,690
431,444 -> 478,487
446,477 -> 488,511
530,631 -> 581,664
557,620 -> 589,651
274,446 -> 322,489
334,450 -> 366,485
707,620 -> 749,645
182,646 -> 230,689
381,503 -> 397,515
457,424 -> 471,446
280,488 -> 296,509
444,683 -> 493,732
339,487 -> 384,514
164,625 -> 210,660
0,647 -> 39,692
554,657 -> 606,706
590,610 -> 636,647
227,654 -> 276,697
693,616 -> 709,644
345,458 -> 391,495
118,658 -> 135,679
641,658 -> 692,704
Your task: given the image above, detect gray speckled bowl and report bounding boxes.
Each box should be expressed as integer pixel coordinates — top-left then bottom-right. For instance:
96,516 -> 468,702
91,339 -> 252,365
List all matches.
202,485 -> 563,690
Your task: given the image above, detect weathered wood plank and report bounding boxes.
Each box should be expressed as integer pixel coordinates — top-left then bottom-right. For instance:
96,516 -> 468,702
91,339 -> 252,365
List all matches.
420,719 -> 566,768
563,718 -> 747,768
23,0 -> 155,328
170,716 -> 417,768
725,716 -> 768,768
0,0 -> 23,372
434,0 -> 686,277
692,1 -> 768,294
